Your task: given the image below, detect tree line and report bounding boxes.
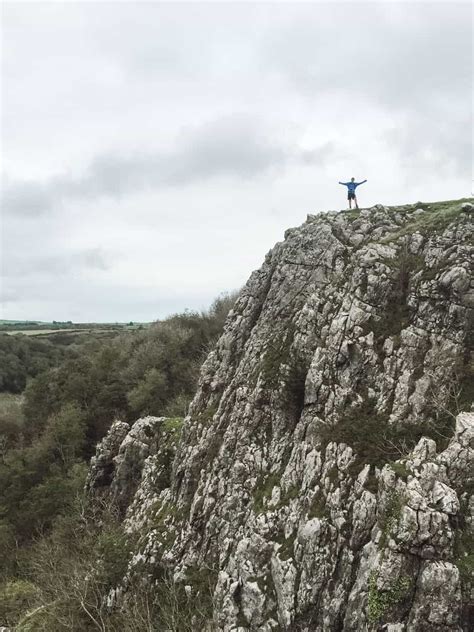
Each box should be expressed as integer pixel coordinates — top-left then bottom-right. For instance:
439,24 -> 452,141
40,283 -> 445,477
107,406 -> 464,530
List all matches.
0,293 -> 237,629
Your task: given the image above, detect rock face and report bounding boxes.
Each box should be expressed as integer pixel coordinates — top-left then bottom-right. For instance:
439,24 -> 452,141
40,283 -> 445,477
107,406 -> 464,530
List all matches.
88,200 -> 474,631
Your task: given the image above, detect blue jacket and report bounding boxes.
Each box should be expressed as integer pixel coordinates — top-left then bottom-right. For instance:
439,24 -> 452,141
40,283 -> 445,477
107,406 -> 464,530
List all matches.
339,180 -> 367,193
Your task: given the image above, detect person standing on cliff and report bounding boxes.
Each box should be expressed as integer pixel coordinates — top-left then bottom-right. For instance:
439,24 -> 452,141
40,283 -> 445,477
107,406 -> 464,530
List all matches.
339,177 -> 367,209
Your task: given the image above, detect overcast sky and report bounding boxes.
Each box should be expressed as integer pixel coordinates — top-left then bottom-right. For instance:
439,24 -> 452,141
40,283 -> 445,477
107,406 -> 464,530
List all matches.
1,1 -> 472,322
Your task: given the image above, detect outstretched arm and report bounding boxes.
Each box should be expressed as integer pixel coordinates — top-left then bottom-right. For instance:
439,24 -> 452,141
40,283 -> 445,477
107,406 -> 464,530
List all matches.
339,181 -> 348,186
357,179 -> 367,186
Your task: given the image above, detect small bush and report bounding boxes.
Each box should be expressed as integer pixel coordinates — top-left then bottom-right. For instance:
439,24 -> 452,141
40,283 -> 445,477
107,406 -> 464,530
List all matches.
367,571 -> 412,624
316,399 -> 455,470
0,579 -> 39,627
378,491 -> 404,549
388,462 -> 412,482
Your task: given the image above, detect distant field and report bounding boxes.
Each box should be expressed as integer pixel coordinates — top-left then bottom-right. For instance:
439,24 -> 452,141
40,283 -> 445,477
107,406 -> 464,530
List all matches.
5,328 -> 96,336
0,322 -> 149,336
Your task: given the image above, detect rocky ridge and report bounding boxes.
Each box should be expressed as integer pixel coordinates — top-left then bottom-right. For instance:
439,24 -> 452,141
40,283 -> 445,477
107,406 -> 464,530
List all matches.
88,199 -> 474,631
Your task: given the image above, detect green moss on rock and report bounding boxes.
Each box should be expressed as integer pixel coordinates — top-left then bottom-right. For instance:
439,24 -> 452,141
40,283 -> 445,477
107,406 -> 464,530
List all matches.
367,571 -> 412,624
379,491 -> 404,549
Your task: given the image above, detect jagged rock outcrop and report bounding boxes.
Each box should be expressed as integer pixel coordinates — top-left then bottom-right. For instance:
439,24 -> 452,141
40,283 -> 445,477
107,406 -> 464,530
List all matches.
86,416 -> 180,518
88,199 -> 474,631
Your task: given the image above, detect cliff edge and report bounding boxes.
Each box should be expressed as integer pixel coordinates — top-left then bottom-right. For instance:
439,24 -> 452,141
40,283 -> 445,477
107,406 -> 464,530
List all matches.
88,198 -> 474,631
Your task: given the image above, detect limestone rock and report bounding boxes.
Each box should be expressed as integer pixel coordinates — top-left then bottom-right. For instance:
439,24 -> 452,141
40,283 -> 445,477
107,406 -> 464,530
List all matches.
87,199 -> 474,631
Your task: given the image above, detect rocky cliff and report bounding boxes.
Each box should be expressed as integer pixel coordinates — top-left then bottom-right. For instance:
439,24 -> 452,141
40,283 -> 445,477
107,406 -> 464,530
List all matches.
88,199 -> 474,631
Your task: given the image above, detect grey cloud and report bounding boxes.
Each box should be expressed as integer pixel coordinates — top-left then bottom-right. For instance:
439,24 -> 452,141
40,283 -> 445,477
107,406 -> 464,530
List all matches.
384,110 -> 471,177
3,116 -> 332,216
0,288 -> 20,305
263,3 -> 471,107
71,249 -> 110,272
301,143 -> 336,165
260,2 -> 471,180
4,248 -> 111,278
1,273 -> 229,322
2,178 -> 54,217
